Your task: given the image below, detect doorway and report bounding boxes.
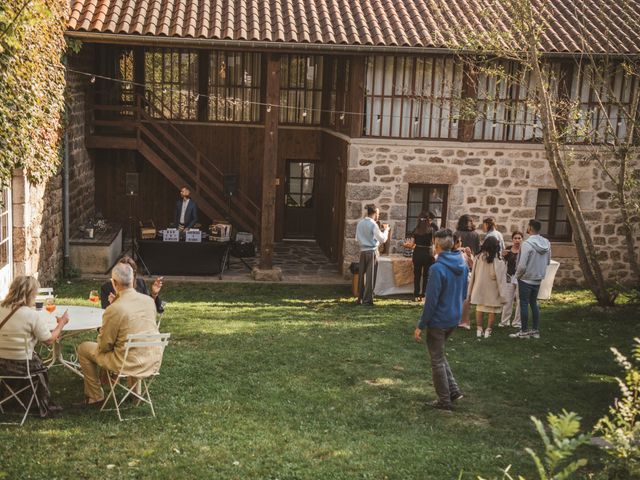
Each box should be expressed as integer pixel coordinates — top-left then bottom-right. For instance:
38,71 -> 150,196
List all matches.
284,161 -> 316,239
0,188 -> 13,298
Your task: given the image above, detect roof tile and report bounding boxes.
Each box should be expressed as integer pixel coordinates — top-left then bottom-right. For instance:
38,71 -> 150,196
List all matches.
67,0 -> 640,53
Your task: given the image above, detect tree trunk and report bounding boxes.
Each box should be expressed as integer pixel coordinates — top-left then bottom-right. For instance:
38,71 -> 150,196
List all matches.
528,43 -> 616,306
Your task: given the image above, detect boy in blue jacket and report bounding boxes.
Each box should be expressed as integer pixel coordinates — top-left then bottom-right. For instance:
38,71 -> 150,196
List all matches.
414,229 -> 469,410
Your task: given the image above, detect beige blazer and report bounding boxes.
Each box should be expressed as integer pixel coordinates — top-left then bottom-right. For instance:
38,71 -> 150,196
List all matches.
95,288 -> 162,377
468,254 -> 508,307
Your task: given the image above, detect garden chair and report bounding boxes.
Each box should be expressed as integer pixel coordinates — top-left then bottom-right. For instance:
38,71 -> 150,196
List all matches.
0,334 -> 41,426
100,332 -> 170,421
156,301 -> 167,329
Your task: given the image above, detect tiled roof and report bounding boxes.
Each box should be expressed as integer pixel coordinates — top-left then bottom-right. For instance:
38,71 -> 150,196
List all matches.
68,0 -> 640,54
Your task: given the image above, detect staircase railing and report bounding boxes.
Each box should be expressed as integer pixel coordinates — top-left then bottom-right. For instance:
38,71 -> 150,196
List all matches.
87,89 -> 261,234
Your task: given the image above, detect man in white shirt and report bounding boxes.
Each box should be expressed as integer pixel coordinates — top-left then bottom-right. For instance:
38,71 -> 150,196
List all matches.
355,205 -> 389,306
174,186 -> 198,229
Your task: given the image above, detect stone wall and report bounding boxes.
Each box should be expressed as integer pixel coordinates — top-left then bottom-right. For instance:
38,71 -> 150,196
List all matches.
67,45 -> 96,233
342,139 -> 640,287
12,170 -> 63,285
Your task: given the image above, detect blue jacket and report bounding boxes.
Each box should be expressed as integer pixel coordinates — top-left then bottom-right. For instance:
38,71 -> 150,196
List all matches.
175,198 -> 198,228
418,251 -> 469,330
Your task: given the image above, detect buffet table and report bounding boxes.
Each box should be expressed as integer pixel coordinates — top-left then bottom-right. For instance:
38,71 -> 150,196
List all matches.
137,239 -> 230,277
374,254 -> 414,296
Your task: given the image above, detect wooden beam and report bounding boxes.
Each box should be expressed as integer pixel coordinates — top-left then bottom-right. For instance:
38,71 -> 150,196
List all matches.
259,53 -> 280,269
133,47 -> 145,97
347,56 -> 365,138
198,51 -> 210,121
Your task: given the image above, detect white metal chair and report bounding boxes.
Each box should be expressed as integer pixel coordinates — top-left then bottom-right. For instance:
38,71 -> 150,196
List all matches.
100,332 -> 170,421
35,288 -> 54,302
156,301 -> 167,329
0,334 -> 41,426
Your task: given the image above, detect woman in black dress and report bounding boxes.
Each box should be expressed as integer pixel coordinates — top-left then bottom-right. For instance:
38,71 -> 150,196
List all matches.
410,211 -> 438,302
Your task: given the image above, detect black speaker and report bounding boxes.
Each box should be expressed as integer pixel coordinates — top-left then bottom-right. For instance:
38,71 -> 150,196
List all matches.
223,174 -> 238,196
125,173 -> 139,196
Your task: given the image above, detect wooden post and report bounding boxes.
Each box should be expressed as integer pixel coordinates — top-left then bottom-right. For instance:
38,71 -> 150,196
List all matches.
259,53 -> 280,270
347,56 -> 366,138
458,58 -> 477,142
198,52 -> 210,122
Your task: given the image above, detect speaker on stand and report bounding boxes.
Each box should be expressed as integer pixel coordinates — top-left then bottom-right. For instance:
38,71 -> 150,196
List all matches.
125,172 -> 150,275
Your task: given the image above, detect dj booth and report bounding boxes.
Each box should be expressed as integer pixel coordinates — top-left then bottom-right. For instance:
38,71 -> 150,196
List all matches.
137,239 -> 230,277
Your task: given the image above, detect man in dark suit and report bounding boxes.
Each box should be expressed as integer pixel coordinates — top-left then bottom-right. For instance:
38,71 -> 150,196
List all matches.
174,185 -> 198,229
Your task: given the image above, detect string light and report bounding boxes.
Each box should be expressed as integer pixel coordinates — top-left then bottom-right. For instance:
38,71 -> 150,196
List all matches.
66,67 -> 556,127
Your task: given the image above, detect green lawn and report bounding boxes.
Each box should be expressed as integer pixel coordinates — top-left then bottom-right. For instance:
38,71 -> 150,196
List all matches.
0,282 -> 637,479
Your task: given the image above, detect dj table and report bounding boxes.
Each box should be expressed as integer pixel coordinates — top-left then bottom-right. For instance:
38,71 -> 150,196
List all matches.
137,239 -> 230,278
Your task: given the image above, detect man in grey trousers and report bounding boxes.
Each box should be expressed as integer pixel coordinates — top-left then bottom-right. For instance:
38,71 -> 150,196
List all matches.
355,205 -> 389,305
414,229 -> 469,410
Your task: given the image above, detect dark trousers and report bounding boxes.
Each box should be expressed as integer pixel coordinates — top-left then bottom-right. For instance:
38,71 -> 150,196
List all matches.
518,281 -> 541,331
413,248 -> 434,297
358,250 -> 379,305
426,327 -> 460,406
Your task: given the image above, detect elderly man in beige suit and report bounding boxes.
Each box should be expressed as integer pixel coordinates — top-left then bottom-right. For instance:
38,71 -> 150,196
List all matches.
77,263 -> 162,405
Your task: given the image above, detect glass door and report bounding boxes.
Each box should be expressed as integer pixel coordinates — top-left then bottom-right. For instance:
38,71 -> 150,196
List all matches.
0,188 -> 13,298
284,161 -> 316,238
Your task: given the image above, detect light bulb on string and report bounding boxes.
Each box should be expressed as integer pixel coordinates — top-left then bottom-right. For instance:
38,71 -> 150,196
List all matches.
377,114 -> 381,123
302,109 -> 308,118
266,104 -> 272,113
339,112 -> 345,121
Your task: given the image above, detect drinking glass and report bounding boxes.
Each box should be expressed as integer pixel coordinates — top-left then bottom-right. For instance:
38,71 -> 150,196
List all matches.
45,297 -> 56,314
89,290 -> 99,304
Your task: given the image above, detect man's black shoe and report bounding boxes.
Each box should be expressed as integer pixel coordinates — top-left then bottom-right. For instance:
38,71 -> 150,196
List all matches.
429,400 -> 453,411
450,392 -> 464,402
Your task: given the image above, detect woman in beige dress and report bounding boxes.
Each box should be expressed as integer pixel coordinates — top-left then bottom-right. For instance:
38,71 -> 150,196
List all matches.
467,236 -> 507,338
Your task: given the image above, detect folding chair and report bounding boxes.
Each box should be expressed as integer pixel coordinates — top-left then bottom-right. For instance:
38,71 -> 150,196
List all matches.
35,288 -> 55,363
156,301 -> 167,330
0,334 -> 41,426
35,288 -> 54,302
100,332 -> 170,421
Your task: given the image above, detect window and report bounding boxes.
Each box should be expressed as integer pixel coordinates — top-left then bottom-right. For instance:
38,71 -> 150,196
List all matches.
473,61 -> 562,142
406,185 -> 448,234
0,188 -> 8,268
144,48 -> 198,119
280,55 -> 323,125
118,48 -> 134,106
569,62 -> 640,143
535,189 -> 572,240
365,55 -> 463,138
209,52 -> 262,122
328,59 -> 350,128
286,162 -> 315,207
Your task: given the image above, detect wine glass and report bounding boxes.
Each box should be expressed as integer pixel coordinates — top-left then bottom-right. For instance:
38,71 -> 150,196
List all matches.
45,297 -> 56,314
89,290 -> 99,304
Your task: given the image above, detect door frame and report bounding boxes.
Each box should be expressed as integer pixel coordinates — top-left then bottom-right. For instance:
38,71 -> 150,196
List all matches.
283,159 -> 318,240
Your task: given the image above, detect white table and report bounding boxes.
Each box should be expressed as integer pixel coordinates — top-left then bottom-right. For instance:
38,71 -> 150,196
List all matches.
374,255 -> 414,296
38,305 -> 104,377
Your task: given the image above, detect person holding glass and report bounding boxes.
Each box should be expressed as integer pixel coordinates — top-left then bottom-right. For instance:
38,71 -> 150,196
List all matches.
405,211 -> 438,302
0,276 -> 68,418
100,256 -> 164,313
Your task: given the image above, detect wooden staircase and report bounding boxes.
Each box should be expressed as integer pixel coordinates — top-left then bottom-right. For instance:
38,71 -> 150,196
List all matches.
86,92 -> 261,234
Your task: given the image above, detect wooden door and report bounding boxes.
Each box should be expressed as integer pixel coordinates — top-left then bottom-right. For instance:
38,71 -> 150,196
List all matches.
284,161 -> 317,238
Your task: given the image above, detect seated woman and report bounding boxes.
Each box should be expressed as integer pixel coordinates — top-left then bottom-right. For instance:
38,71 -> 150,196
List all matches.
100,256 -> 164,312
0,276 -> 68,418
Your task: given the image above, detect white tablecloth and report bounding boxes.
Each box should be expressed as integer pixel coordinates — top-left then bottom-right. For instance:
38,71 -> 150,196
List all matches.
374,255 -> 414,296
39,305 -> 104,331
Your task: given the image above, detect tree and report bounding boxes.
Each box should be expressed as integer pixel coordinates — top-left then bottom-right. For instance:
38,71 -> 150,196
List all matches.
449,0 -> 640,305
0,1 -> 67,188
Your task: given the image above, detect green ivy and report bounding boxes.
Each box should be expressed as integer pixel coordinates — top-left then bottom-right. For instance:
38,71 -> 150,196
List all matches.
0,1 -> 67,188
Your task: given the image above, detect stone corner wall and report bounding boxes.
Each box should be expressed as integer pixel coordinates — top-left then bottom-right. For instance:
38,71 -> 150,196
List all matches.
341,140 -> 640,287
12,171 -> 63,285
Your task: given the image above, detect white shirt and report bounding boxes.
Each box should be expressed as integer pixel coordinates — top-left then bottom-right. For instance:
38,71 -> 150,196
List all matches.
179,198 -> 190,224
0,306 -> 52,360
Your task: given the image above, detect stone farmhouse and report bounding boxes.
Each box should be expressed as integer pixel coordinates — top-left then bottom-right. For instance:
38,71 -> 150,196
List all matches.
5,0 -> 640,293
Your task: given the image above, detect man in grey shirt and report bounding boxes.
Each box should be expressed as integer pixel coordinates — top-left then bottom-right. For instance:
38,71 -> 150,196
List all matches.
355,205 -> 389,305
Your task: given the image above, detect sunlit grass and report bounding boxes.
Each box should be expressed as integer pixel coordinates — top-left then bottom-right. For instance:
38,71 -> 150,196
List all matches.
0,281 -> 637,479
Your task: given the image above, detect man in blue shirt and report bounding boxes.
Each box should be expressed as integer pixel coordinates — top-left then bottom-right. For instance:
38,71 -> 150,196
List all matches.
414,228 -> 468,410
355,205 -> 389,305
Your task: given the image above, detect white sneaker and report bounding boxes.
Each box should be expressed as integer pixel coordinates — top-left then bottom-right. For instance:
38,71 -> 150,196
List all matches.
512,323 -> 521,329
476,328 -> 483,338
530,330 -> 540,339
498,322 -> 509,328
484,328 -> 492,338
509,331 -> 531,339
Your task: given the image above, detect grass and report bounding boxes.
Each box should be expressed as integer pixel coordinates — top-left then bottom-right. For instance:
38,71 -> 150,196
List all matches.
0,281 -> 638,479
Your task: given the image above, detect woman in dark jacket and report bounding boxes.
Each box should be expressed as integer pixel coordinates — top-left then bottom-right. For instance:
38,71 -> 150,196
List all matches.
409,211 -> 438,302
454,214 -> 480,255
